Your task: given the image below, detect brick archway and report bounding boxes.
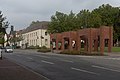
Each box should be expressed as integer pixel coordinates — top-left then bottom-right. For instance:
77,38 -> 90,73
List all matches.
50,26 -> 113,54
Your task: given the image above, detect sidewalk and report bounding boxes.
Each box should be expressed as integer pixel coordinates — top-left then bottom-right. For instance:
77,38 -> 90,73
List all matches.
108,52 -> 120,57
0,58 -> 48,80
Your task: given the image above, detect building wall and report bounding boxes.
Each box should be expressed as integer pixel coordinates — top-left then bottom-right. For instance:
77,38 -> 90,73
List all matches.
22,29 -> 50,48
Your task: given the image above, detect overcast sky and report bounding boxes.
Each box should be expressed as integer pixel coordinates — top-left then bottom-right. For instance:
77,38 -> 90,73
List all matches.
0,0 -> 120,32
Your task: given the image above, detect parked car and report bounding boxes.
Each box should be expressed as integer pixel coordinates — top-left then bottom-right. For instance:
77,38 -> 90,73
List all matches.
5,46 -> 13,53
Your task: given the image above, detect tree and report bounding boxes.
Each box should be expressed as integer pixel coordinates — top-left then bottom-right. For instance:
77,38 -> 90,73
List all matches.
0,11 -> 9,46
76,9 -> 91,28
89,11 -> 102,28
48,11 -> 78,33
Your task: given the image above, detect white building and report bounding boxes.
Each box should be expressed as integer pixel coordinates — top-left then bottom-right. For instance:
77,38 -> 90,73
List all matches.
21,21 -> 50,48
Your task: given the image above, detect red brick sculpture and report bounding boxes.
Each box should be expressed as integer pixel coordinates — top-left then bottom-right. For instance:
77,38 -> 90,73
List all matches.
50,26 -> 113,54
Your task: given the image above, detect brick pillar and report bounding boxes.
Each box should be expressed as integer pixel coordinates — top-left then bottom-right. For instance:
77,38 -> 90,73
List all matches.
84,39 -> 88,52
62,38 -> 64,51
94,39 -> 98,51
77,37 -> 81,51
108,27 -> 113,52
88,29 -> 92,54
100,27 -> 104,54
50,40 -> 53,51
56,39 -> 59,50
88,38 -> 93,54
69,38 -> 73,51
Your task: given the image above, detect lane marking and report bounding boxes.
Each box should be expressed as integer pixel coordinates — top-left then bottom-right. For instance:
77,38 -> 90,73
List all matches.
41,60 -> 54,65
60,59 -> 74,63
0,66 -> 20,68
7,59 -> 50,80
16,55 -> 21,57
26,57 -> 33,60
92,65 -> 120,73
106,58 -> 120,60
71,67 -> 99,75
36,55 -> 51,58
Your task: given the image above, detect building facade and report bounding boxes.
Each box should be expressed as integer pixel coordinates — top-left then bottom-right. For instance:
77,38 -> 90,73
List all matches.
22,29 -> 50,48
20,21 -> 50,48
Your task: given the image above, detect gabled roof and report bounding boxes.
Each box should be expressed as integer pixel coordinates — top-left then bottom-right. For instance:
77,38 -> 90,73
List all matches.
21,21 -> 49,34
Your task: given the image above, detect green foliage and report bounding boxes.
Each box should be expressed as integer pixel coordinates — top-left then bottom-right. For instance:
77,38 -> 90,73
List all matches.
37,48 -> 51,53
0,32 -> 4,44
47,11 -> 78,33
0,11 -> 9,33
27,45 -> 40,49
60,50 -> 105,56
9,35 -> 23,43
104,47 -> 120,52
0,38 -> 4,44
60,50 -> 80,55
112,47 -> 120,52
37,46 -> 51,53
40,46 -> 47,49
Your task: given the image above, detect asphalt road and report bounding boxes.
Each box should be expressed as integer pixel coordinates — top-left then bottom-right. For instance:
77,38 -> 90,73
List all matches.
3,49 -> 120,80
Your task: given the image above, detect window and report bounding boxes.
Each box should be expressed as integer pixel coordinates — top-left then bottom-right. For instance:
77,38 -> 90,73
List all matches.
36,32 -> 37,36
45,39 -> 48,45
45,32 -> 47,36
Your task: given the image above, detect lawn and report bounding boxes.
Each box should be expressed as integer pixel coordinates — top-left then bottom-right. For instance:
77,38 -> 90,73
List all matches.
104,47 -> 120,52
111,47 -> 120,52
80,47 -> 120,52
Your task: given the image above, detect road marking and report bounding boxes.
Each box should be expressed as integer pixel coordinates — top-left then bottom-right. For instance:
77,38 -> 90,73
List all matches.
26,57 -> 33,60
36,55 -> 51,58
41,60 -> 54,65
16,55 -> 21,57
0,66 -> 20,68
60,59 -> 74,63
71,67 -> 99,75
106,58 -> 120,60
92,65 -> 120,73
9,59 -> 50,80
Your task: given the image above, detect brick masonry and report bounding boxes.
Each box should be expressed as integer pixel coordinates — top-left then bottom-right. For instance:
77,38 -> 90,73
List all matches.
50,26 -> 113,54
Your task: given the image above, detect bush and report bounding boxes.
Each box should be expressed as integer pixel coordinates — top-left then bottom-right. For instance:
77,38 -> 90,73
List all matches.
60,50 -> 106,56
16,46 -> 21,49
27,45 -> 40,49
37,48 -> 51,53
60,50 -> 80,55
40,46 -> 47,49
37,46 -> 51,53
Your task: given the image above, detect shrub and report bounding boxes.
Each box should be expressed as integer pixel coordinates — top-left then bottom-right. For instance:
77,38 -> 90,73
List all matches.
37,46 -> 51,53
60,50 -> 80,55
27,45 -> 40,49
37,48 -> 51,53
60,50 -> 106,56
41,46 -> 47,49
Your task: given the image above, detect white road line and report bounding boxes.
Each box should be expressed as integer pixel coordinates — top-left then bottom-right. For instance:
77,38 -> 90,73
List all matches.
92,65 -> 120,73
36,55 -> 51,58
0,66 -> 20,68
10,59 -> 50,80
71,67 -> 99,75
106,58 -> 120,60
16,55 -> 21,57
60,59 -> 74,63
41,60 -> 54,65
26,57 -> 33,60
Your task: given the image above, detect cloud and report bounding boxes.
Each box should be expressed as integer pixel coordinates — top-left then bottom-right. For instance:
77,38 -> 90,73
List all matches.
0,0 -> 120,32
